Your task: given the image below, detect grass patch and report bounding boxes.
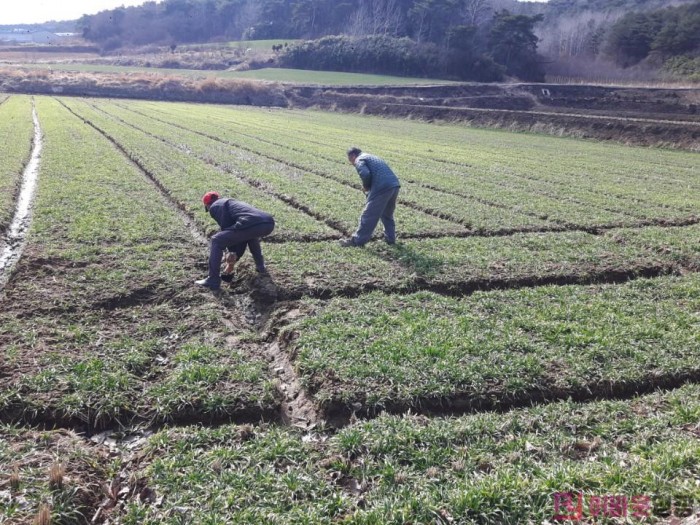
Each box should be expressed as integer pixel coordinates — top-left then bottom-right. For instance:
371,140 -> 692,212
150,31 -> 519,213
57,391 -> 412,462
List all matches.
262,241 -> 411,299
148,341 -> 279,423
121,384 -> 700,523
219,68 -> 458,86
0,424 -> 112,525
290,274 -> 700,413
608,223 -> 700,271
0,97 -> 276,427
0,95 -> 34,230
373,230 -> 674,287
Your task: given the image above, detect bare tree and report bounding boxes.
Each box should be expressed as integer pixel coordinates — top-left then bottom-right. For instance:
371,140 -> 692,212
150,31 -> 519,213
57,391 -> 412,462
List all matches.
375,0 -> 402,36
463,0 -> 492,27
538,11 -> 619,59
235,0 -> 262,39
347,2 -> 370,36
348,0 -> 402,37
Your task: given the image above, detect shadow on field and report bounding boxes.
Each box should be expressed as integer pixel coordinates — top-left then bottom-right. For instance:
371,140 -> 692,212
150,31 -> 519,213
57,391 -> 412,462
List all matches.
388,242 -> 445,278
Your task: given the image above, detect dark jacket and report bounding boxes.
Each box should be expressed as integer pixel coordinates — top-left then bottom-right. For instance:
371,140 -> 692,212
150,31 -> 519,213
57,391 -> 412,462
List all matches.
209,198 -> 274,231
354,153 -> 401,198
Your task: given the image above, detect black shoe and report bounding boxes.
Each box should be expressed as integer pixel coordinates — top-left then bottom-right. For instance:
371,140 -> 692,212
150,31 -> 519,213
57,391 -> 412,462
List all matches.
339,238 -> 358,247
195,278 -> 220,290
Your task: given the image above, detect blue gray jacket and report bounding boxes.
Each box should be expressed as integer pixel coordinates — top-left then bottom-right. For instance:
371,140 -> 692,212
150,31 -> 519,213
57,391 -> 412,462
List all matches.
354,153 -> 401,198
209,198 -> 274,231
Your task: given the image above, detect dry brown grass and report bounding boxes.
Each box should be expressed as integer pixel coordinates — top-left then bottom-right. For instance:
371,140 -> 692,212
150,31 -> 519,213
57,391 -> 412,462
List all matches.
0,51 -> 100,62
48,462 -> 65,491
9,468 -> 21,492
0,67 -> 286,106
32,505 -> 52,525
546,74 -> 700,89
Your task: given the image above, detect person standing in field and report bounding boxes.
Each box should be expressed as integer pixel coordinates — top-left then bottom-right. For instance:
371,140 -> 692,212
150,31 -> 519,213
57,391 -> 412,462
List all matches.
196,192 -> 275,290
340,147 -> 401,247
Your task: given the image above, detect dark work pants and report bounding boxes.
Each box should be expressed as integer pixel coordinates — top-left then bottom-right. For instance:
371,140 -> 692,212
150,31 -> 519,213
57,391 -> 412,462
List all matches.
352,187 -> 400,246
208,221 -> 274,284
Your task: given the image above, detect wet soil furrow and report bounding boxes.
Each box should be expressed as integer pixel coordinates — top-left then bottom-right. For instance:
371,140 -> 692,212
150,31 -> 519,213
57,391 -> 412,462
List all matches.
0,99 -> 42,291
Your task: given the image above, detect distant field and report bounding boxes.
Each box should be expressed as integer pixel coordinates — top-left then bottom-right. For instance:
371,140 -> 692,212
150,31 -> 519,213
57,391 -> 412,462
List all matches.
220,67 -> 456,85
13,62 -> 457,85
181,39 -> 302,50
0,95 -> 698,523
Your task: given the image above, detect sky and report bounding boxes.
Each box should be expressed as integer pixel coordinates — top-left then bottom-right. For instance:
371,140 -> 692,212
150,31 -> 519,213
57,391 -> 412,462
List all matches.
1,0 -> 549,26
1,0 -> 159,25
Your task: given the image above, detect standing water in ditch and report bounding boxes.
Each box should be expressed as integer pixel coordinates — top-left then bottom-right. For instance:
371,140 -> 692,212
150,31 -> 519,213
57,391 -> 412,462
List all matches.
0,103 -> 42,289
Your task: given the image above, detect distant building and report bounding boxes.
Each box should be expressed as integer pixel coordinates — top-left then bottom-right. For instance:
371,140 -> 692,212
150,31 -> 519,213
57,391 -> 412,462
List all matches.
0,30 -> 64,44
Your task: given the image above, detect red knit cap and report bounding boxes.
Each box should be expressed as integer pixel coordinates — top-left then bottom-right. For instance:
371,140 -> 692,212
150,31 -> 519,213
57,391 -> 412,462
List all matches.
202,191 -> 219,207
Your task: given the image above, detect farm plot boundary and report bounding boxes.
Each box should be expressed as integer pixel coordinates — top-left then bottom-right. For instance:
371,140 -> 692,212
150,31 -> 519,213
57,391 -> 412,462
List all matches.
1,97 -> 698,430
1,96 -> 699,525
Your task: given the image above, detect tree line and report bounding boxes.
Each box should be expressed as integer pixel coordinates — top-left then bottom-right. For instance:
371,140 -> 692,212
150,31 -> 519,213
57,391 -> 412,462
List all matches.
605,1 -> 700,67
77,0 -> 545,81
76,0 -> 700,82
536,0 -> 699,80
78,0 -> 543,46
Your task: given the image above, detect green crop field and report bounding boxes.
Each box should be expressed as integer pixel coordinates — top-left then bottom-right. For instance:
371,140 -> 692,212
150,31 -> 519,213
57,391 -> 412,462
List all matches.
0,94 -> 698,524
0,96 -> 34,231
181,39 -> 302,51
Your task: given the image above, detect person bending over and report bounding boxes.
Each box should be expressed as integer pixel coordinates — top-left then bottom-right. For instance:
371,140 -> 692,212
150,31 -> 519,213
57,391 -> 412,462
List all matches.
340,147 -> 401,247
196,192 -> 275,290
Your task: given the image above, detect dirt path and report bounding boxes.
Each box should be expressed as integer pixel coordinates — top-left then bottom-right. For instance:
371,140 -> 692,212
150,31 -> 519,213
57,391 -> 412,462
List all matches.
0,100 -> 42,291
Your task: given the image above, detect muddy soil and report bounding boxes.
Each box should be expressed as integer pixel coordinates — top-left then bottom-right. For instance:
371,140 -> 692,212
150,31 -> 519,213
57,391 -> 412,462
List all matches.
0,103 -> 41,290
287,83 -> 700,150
